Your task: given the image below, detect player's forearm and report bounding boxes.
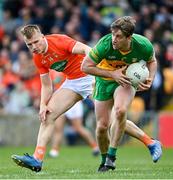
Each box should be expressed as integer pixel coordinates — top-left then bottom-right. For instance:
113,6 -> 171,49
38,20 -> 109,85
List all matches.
147,60 -> 157,81
84,46 -> 92,56
40,85 -> 53,106
81,56 -> 114,78
72,42 -> 91,55
82,65 -> 113,78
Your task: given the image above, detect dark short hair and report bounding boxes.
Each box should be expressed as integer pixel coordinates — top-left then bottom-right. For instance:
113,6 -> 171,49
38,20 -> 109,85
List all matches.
111,16 -> 136,37
20,24 -> 41,39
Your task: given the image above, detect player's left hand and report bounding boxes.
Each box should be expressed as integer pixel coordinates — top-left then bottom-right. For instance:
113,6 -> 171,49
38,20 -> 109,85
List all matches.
137,77 -> 153,91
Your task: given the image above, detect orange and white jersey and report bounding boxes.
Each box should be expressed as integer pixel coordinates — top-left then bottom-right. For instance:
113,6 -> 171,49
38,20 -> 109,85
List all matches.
33,34 -> 86,79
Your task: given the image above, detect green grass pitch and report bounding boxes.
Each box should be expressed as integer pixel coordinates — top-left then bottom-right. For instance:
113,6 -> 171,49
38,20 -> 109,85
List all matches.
0,145 -> 172,179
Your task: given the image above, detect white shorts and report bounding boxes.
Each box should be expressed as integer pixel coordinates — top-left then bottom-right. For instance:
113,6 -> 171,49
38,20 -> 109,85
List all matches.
65,101 -> 83,119
60,75 -> 94,99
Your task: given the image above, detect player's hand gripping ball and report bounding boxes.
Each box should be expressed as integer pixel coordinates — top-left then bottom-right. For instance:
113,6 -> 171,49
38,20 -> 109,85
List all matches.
126,60 -> 149,88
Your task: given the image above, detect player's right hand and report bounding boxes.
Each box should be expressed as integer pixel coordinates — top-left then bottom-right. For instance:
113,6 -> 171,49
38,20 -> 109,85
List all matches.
39,104 -> 52,122
111,66 -> 131,87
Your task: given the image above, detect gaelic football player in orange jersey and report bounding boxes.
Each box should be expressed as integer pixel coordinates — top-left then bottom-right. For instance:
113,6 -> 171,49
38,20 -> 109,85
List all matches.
11,24 -> 161,172
11,24 -> 93,172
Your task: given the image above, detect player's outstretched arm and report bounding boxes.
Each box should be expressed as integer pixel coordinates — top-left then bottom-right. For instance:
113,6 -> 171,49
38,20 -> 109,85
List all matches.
72,42 -> 91,55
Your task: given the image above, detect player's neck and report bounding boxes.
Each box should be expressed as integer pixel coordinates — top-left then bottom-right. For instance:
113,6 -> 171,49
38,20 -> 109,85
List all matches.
42,38 -> 48,54
119,41 -> 131,54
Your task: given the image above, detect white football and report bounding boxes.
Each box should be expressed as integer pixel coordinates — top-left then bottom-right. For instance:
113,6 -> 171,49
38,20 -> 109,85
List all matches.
126,60 -> 149,88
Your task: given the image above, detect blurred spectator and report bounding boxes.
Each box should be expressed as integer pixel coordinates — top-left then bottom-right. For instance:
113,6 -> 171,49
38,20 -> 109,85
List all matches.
165,43 -> 173,65
9,41 -> 20,63
4,80 -> 31,114
88,30 -> 102,47
1,10 -> 18,35
53,7 -> 67,32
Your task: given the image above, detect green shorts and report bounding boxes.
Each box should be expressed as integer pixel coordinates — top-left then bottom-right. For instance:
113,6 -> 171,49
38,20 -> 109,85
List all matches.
93,77 -> 119,101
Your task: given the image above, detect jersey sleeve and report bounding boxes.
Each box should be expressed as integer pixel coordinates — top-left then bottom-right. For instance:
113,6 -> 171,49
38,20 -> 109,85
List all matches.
33,55 -> 49,75
56,35 -> 77,53
143,38 -> 154,62
89,36 -> 108,64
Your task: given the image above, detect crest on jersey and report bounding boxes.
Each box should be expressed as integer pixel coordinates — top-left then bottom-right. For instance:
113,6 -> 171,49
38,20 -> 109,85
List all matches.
132,58 -> 138,63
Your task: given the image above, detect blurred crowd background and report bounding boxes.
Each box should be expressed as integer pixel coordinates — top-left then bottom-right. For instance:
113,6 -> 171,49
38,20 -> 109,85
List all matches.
0,0 -> 173,118
0,0 -> 173,114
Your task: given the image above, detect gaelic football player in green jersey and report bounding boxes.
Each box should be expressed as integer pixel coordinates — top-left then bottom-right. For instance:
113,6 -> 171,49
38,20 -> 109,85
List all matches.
82,16 -> 162,172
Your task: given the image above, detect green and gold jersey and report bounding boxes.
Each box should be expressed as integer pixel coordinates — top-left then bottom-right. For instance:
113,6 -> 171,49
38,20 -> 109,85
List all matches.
89,33 -> 154,81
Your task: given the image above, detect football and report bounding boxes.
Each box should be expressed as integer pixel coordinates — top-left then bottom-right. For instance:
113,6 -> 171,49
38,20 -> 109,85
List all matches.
126,60 -> 149,88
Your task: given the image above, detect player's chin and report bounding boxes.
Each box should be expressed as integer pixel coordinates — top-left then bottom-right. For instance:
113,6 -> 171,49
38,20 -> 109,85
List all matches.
32,49 -> 41,54
32,50 -> 37,54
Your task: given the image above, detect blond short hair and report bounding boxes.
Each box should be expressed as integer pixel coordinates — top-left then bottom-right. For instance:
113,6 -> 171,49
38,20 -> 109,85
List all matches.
20,24 -> 41,39
111,16 -> 136,37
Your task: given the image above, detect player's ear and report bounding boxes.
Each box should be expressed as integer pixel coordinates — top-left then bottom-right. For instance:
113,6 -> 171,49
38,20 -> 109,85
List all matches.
127,35 -> 132,40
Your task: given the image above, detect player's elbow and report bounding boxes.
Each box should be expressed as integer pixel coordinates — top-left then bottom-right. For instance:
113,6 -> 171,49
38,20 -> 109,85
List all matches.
81,57 -> 95,74
81,64 -> 87,74
81,59 -> 89,74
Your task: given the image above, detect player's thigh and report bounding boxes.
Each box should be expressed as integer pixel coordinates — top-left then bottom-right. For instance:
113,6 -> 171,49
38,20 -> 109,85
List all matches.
95,99 -> 113,127
113,85 -> 136,110
48,88 -> 82,118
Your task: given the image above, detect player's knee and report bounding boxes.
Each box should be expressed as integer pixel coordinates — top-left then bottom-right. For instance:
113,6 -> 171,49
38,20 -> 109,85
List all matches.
115,106 -> 126,120
96,121 -> 109,134
46,111 -> 58,123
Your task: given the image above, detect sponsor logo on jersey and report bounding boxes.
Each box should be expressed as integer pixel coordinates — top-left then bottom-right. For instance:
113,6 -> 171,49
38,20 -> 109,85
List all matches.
50,60 -> 68,72
108,55 -> 116,59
